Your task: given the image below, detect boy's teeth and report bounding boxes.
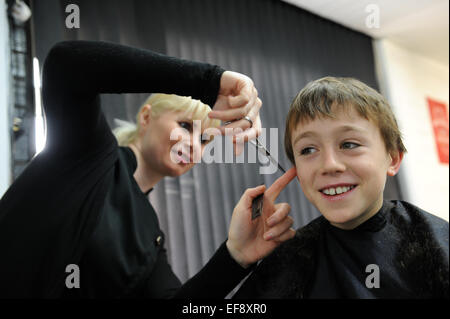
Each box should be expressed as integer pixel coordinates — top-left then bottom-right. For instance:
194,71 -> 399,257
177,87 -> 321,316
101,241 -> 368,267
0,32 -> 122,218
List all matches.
322,186 -> 353,196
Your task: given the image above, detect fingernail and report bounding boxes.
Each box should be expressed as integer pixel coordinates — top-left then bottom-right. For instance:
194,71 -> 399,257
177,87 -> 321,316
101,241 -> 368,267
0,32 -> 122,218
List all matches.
264,232 -> 272,240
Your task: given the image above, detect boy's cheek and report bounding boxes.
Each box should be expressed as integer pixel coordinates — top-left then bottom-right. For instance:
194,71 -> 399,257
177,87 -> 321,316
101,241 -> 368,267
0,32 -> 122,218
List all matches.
295,172 -> 310,195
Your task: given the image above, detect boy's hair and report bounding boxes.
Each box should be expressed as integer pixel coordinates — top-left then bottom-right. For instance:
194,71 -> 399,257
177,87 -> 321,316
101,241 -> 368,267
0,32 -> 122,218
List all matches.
284,77 -> 407,164
113,93 -> 220,146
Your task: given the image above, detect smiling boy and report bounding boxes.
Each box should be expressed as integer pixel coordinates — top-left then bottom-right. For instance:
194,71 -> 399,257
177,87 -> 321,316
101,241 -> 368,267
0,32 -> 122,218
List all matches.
234,77 -> 449,298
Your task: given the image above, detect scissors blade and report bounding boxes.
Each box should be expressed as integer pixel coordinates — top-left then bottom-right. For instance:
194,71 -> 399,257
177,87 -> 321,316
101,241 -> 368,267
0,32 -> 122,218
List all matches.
249,139 -> 286,173
251,193 -> 264,220
221,118 -> 287,219
249,138 -> 287,219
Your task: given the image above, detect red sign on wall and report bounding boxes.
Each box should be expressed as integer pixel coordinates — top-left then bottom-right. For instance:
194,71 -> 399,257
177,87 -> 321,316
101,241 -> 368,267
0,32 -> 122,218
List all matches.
427,97 -> 449,164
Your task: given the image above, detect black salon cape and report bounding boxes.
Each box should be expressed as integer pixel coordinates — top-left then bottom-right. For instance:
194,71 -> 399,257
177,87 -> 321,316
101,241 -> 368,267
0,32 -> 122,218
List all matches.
0,41 -> 251,298
233,200 -> 449,299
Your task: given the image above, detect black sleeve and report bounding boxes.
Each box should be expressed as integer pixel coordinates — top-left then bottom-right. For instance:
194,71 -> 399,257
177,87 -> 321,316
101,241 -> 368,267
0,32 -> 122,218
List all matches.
140,247 -> 183,299
42,40 -> 225,154
172,241 -> 255,299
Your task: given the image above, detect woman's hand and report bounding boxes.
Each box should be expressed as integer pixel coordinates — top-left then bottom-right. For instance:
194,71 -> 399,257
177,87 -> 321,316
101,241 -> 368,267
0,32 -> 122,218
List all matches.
209,71 -> 262,155
226,168 -> 297,268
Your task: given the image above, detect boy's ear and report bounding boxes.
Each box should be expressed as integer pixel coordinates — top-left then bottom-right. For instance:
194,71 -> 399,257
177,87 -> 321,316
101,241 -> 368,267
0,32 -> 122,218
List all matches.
387,151 -> 404,176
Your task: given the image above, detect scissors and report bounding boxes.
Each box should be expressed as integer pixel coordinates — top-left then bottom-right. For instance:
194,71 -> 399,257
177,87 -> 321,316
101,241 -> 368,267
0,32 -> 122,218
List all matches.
248,138 -> 286,220
223,119 -> 286,219
249,138 -> 286,174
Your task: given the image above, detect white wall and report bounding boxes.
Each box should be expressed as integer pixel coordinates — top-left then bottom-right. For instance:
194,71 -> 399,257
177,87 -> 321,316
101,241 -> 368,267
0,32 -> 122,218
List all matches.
374,39 -> 449,221
0,0 -> 11,198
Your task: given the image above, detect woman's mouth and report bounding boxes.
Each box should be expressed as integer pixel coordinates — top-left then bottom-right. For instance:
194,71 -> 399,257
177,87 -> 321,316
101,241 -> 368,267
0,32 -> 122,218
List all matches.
172,150 -> 191,164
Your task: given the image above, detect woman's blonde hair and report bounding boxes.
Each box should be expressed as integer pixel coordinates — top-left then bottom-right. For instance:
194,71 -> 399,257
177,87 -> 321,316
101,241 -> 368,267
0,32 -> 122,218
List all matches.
113,93 -> 221,146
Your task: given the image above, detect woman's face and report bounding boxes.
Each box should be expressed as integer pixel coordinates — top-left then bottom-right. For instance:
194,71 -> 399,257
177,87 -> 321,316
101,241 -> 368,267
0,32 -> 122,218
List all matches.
138,106 -> 212,177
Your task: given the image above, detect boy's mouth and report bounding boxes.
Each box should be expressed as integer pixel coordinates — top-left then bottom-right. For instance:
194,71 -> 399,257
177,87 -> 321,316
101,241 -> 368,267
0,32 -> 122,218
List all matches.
319,184 -> 357,196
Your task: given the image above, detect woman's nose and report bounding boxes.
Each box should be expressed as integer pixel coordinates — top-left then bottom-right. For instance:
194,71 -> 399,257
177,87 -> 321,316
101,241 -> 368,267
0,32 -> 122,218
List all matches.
190,134 -> 203,163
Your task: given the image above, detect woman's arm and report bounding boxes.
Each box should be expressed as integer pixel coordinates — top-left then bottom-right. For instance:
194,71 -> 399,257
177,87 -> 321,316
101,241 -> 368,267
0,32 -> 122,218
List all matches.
142,241 -> 252,299
43,41 -> 223,102
172,241 -> 254,298
41,41 -> 224,154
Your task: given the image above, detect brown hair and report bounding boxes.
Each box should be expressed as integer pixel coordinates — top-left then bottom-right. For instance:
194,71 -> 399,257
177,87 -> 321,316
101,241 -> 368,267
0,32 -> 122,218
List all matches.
284,77 -> 407,164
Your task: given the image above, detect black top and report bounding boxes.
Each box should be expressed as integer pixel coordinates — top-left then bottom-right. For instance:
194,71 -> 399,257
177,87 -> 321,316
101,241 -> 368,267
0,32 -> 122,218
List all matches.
0,41 -> 251,298
307,202 -> 415,298
233,200 -> 449,299
66,146 -> 171,298
68,146 -> 251,298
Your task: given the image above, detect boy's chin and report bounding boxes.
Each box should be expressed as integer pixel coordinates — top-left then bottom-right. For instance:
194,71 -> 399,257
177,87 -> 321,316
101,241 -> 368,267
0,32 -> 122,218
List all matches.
321,209 -> 363,230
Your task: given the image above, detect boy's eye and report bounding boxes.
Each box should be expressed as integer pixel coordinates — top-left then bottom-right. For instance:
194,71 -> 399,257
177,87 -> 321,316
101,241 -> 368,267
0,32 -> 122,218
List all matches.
300,147 -> 317,155
341,142 -> 360,149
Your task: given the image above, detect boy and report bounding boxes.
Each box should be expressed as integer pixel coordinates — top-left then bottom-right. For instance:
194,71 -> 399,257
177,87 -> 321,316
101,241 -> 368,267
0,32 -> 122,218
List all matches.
234,77 -> 449,298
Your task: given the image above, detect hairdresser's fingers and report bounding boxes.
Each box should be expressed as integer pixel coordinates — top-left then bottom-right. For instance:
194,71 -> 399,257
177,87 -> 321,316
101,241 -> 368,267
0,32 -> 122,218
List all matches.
210,89 -> 259,120
238,184 -> 267,209
217,71 -> 255,103
208,106 -> 249,123
246,94 -> 261,121
263,215 -> 294,241
227,89 -> 252,109
225,96 -> 261,129
270,228 -> 296,243
212,71 -> 258,118
213,101 -> 262,137
233,108 -> 262,142
264,167 -> 297,203
266,203 -> 291,227
218,71 -> 255,105
228,86 -> 258,111
230,184 -> 266,238
231,115 -> 261,156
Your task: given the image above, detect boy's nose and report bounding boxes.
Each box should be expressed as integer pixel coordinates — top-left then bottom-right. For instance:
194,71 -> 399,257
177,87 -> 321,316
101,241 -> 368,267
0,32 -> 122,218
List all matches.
320,149 -> 346,175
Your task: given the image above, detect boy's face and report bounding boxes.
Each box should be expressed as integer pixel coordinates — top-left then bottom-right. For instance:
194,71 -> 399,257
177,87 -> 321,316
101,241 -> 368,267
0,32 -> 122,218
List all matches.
290,106 -> 402,230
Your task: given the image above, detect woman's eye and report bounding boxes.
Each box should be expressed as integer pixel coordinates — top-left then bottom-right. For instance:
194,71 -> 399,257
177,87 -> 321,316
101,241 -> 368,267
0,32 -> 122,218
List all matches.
179,122 -> 192,131
300,147 -> 316,155
341,142 -> 360,149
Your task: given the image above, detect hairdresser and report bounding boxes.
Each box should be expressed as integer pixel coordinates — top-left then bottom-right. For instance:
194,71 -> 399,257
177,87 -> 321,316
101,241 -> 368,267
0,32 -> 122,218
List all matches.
0,41 -> 296,298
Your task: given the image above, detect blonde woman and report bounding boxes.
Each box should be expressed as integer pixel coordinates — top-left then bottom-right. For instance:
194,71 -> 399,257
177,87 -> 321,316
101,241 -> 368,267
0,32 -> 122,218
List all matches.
114,94 -> 222,182
0,41 -> 295,298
